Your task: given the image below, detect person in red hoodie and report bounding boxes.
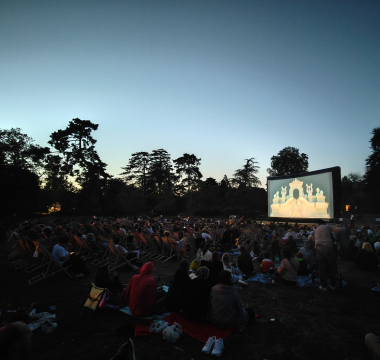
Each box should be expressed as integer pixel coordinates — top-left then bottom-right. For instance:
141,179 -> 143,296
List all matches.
124,262 -> 165,317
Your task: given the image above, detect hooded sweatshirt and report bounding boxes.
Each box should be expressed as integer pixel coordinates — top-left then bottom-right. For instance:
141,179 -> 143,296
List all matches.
124,262 -> 157,317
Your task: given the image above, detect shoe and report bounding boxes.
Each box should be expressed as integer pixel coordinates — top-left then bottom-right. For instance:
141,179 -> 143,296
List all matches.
202,336 -> 216,354
171,326 -> 181,343
163,326 -> 173,342
173,322 -> 183,335
211,338 -> 224,357
75,273 -> 84,278
319,286 -> 327,292
150,321 -> 168,333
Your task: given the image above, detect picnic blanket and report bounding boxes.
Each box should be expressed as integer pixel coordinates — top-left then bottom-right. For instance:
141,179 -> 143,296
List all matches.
247,273 -> 272,283
248,274 -> 348,288
134,312 -> 234,343
162,312 -> 233,343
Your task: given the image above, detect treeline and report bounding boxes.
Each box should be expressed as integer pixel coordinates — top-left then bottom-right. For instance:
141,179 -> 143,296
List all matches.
1,118 -> 379,219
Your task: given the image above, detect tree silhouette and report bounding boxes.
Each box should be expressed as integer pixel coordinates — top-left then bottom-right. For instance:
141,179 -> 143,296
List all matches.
267,147 -> 309,177
48,118 -> 108,183
173,153 -> 202,192
364,128 -> 380,211
121,151 -> 151,195
231,158 -> 261,188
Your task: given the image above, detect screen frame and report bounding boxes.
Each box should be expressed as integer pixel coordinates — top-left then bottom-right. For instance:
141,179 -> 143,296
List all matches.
265,166 -> 341,223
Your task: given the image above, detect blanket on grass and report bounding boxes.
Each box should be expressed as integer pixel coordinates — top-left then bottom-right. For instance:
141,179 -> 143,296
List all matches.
248,274 -> 348,288
134,312 -> 233,343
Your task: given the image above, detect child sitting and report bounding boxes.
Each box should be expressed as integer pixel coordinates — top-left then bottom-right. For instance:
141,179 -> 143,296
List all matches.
297,252 -> 309,275
261,252 -> 275,274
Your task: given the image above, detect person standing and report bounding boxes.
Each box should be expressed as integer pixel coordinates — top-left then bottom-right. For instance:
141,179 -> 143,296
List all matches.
350,214 -> 355,229
314,222 -> 341,291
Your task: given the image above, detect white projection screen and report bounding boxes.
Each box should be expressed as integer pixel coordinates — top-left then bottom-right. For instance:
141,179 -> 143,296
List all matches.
267,167 -> 341,221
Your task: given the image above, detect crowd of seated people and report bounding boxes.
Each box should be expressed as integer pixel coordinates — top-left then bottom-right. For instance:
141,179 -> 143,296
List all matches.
4,214 -> 380,360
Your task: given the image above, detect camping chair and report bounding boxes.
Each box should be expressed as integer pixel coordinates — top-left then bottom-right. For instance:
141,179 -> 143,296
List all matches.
241,230 -> 252,247
91,241 -> 113,266
142,234 -> 162,260
28,243 -> 73,285
107,241 -> 138,272
152,235 -> 167,262
10,237 -> 34,269
135,234 -> 153,257
160,236 -> 179,263
20,241 -> 50,274
185,235 -> 197,253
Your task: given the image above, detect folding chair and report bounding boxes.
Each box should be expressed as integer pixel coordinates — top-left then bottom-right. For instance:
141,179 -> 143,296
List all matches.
142,234 -> 161,260
107,241 -> 138,272
91,241 -> 113,266
152,235 -> 167,262
28,244 -> 73,285
160,236 -> 180,263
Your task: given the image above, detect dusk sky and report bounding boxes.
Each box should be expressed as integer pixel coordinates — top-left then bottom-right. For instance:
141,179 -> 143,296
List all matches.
1,1 -> 379,186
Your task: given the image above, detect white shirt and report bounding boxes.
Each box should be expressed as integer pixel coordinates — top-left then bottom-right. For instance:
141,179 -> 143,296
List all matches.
202,250 -> 212,261
202,233 -> 212,242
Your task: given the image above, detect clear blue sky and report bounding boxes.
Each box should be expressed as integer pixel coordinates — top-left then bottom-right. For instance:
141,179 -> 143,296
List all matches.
1,0 -> 379,185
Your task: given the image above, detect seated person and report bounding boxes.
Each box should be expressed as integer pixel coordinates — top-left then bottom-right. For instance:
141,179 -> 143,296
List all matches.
0,322 -> 31,359
237,246 -> 254,275
201,229 -> 212,242
164,231 -> 186,260
207,251 -> 224,286
270,235 -> 281,261
115,236 -> 140,260
285,235 -> 298,255
124,262 -> 165,317
355,242 -> 378,271
201,243 -> 213,262
208,271 -> 250,332
261,253 -> 275,274
365,332 -> 380,360
346,239 -> 360,261
275,247 -> 299,285
299,237 -> 316,269
221,253 -> 240,283
94,265 -> 123,294
261,235 -> 270,251
165,260 -> 191,312
51,235 -> 88,277
296,252 -> 309,275
183,267 -> 212,322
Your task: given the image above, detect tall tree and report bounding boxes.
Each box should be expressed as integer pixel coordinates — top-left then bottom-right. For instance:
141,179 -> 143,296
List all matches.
173,153 -> 202,192
267,147 -> 309,177
364,128 -> 380,211
0,128 -> 49,173
43,154 -> 73,192
341,172 -> 364,213
148,149 -> 176,196
48,118 -> 108,184
121,151 -> 151,194
204,177 -> 218,187
0,128 -> 47,217
231,158 -> 261,188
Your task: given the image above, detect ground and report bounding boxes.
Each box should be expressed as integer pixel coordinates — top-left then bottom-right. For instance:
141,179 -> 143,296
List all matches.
0,238 -> 379,360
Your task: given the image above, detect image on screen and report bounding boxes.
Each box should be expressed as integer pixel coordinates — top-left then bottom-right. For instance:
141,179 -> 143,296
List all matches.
267,172 -> 334,219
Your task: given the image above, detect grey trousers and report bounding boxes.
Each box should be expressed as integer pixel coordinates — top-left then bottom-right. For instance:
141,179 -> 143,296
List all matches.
315,245 -> 337,287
